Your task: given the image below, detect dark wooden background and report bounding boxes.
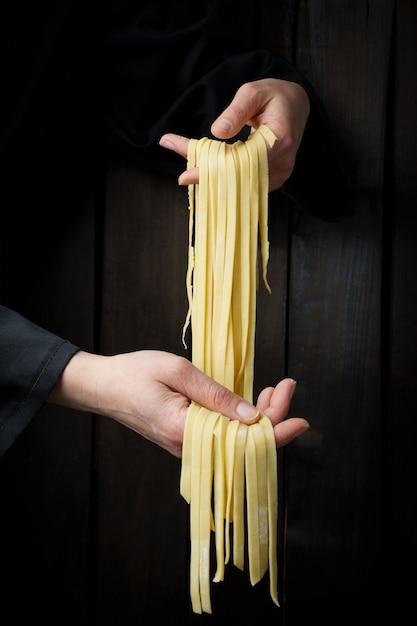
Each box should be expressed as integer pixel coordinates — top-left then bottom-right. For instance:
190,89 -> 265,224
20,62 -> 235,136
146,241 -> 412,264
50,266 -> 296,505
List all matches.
1,1 -> 415,624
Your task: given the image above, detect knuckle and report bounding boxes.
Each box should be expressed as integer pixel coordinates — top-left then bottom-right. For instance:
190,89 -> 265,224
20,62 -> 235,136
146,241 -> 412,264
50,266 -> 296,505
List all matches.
209,384 -> 231,413
171,355 -> 190,377
239,81 -> 258,98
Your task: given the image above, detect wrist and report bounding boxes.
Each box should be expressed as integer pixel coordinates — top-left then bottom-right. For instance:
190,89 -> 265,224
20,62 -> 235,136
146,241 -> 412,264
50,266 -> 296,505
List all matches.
48,350 -> 107,414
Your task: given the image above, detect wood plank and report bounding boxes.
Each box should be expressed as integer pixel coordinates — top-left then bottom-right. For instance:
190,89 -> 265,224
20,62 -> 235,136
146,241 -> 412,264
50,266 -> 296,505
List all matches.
283,2 -> 394,623
389,1 -> 417,621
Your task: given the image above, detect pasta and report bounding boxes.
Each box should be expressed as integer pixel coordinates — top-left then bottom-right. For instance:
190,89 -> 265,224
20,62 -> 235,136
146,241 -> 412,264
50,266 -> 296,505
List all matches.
180,125 -> 279,614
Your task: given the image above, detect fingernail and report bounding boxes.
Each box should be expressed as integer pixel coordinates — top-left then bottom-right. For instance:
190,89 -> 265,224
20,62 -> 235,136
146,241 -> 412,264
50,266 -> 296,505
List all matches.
159,138 -> 175,150
290,379 -> 297,398
236,401 -> 259,423
295,423 -> 310,438
213,118 -> 232,132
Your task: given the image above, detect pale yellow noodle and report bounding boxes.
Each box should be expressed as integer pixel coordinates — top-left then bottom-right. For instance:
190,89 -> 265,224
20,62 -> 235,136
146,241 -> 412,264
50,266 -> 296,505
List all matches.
232,423 -> 248,571
180,125 -> 279,613
223,418 -> 240,565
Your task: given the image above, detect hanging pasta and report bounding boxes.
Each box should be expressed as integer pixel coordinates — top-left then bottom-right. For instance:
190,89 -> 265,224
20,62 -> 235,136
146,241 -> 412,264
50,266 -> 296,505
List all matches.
180,125 -> 278,614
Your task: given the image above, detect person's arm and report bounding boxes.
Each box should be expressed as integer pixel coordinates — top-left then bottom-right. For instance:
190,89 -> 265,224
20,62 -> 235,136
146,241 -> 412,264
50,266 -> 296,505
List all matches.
0,305 -> 309,458
48,349 -> 309,458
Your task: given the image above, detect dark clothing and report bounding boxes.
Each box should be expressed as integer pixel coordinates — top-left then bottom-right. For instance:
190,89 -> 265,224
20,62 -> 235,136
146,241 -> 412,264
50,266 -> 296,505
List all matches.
0,0 -> 354,455
0,307 -> 79,455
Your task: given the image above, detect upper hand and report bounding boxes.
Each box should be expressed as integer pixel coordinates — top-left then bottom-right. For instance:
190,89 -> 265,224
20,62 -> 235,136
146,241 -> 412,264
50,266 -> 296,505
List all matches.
159,78 -> 310,192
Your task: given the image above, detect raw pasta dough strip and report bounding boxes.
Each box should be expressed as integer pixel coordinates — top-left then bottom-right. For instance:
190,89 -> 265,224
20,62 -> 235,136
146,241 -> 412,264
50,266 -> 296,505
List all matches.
180,402 -> 198,503
199,410 -> 222,614
233,133 -> 265,400
209,140 -> 230,387
190,138 -> 212,374
181,125 -> 278,613
212,415 -> 228,583
223,418 -> 240,565
245,417 -> 277,597
245,425 -> 261,585
182,138 -> 197,348
253,421 -> 269,581
190,407 -> 221,614
188,405 -> 206,614
260,413 -> 279,606
232,422 -> 248,571
250,126 -> 275,292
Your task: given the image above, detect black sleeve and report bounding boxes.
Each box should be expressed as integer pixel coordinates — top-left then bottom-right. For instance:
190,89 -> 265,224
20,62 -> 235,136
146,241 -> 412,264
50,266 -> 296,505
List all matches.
0,306 -> 79,456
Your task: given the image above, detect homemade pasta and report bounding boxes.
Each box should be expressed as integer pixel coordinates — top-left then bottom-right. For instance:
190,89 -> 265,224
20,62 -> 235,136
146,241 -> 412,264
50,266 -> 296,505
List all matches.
180,125 -> 278,614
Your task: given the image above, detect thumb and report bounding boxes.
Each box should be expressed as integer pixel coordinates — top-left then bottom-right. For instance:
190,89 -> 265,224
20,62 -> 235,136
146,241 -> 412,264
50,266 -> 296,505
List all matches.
211,86 -> 259,139
187,376 -> 260,425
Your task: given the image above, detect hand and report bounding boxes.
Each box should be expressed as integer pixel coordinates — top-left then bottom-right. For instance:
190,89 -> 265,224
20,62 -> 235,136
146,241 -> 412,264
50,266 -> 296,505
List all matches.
48,349 -> 309,457
159,78 -> 310,192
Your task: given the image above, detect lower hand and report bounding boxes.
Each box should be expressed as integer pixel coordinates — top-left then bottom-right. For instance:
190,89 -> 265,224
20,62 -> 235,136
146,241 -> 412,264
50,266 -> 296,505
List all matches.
49,349 -> 309,457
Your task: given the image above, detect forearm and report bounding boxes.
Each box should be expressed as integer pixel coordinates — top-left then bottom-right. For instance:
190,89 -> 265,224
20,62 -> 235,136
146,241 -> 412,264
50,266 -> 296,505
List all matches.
48,350 -> 106,414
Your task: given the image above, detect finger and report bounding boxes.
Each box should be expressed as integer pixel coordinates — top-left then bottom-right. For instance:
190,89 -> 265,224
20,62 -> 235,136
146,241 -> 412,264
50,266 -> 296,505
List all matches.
178,167 -> 199,186
274,417 -> 310,448
262,378 -> 297,425
256,386 -> 275,412
159,133 -> 190,159
210,82 -> 264,139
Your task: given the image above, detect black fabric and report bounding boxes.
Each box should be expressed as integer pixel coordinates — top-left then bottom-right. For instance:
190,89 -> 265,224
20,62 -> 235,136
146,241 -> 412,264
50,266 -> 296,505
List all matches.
0,0 -> 355,455
0,306 -> 79,456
